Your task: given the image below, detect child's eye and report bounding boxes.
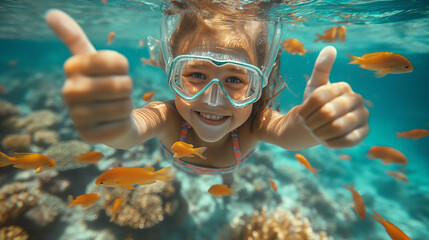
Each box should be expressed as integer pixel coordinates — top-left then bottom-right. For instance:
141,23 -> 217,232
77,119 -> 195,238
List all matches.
225,76 -> 243,84
189,72 -> 206,79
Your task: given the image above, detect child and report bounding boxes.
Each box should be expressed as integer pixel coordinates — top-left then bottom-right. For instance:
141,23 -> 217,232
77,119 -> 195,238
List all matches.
45,2 -> 369,177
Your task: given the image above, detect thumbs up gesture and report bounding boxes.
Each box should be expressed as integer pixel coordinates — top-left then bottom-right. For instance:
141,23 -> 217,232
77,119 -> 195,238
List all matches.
299,46 -> 369,148
46,10 -> 133,143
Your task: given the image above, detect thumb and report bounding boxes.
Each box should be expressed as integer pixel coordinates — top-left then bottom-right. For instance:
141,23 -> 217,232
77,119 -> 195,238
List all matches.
45,9 -> 96,55
303,46 -> 337,101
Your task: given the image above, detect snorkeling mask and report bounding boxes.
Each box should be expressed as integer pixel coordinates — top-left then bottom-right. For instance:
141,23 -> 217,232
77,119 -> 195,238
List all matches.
160,2 -> 283,108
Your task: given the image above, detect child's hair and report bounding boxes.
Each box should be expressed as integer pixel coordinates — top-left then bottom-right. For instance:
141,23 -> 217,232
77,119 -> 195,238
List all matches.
167,1 -> 286,130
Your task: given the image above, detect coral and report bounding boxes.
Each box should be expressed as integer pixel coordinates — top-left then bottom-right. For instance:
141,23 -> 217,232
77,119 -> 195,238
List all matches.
33,129 -> 60,147
1,133 -> 32,152
100,180 -> 187,229
16,109 -> 59,133
0,225 -> 29,240
223,207 -> 331,240
43,140 -> 91,171
0,181 -> 40,226
0,100 -> 20,120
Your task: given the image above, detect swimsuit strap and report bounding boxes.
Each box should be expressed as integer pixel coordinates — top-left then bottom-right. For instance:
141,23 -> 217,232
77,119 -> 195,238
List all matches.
231,129 -> 242,161
179,121 -> 191,141
180,121 -> 242,161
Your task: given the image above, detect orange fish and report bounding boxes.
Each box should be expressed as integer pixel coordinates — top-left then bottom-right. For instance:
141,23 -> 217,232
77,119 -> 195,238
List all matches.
95,166 -> 174,190
170,141 -> 207,160
110,197 -> 122,222
0,152 -> 56,173
373,210 -> 412,240
295,153 -> 319,177
268,178 -> 277,192
8,60 -> 18,66
142,90 -> 154,101
140,57 -> 161,67
396,129 -> 429,140
138,39 -> 145,48
338,154 -> 352,161
314,26 -> 338,43
107,32 -> 115,45
0,85 -> 7,94
73,151 -> 104,164
364,99 -> 374,108
67,193 -> 100,209
347,52 -> 413,78
343,182 -> 366,219
208,184 -> 236,198
281,38 -> 312,56
336,26 -> 347,43
386,170 -> 409,183
367,146 -> 408,165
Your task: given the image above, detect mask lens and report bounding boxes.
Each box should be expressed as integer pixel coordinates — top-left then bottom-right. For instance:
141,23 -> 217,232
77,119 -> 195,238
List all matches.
169,55 -> 263,107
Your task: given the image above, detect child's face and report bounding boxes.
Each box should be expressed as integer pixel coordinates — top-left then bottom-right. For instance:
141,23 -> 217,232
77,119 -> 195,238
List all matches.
175,94 -> 252,143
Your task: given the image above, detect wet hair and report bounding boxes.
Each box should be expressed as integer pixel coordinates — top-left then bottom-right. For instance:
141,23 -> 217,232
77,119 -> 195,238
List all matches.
167,1 -> 286,131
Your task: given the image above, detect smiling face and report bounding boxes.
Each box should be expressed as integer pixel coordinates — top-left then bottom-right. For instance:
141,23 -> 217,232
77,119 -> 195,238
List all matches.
175,94 -> 252,143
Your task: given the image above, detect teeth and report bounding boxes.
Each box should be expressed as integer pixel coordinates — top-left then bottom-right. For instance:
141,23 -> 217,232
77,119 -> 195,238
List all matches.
199,112 -> 224,120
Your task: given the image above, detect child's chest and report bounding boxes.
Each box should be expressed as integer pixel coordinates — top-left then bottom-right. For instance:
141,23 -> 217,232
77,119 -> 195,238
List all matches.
161,124 -> 257,168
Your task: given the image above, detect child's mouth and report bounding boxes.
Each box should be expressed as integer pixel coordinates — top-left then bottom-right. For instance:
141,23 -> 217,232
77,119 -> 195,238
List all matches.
196,111 -> 229,126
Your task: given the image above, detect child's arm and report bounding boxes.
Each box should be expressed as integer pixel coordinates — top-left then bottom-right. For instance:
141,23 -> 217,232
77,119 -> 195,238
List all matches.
257,46 -> 369,150
46,10 -> 174,148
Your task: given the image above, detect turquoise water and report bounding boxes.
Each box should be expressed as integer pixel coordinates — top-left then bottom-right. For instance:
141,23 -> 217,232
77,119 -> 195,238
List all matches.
0,0 -> 428,239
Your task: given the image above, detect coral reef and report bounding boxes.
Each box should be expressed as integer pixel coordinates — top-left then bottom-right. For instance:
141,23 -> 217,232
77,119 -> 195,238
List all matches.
99,179 -> 188,229
43,140 -> 91,171
0,100 -> 20,120
16,109 -> 59,134
0,225 -> 29,240
0,181 -> 40,226
33,129 -> 60,147
223,207 -> 331,240
1,133 -> 32,152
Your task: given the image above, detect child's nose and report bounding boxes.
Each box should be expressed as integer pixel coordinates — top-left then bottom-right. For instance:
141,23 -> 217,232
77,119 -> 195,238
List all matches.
201,81 -> 227,107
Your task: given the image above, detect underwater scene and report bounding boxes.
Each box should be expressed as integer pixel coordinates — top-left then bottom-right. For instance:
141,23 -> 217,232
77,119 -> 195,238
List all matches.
0,0 -> 428,239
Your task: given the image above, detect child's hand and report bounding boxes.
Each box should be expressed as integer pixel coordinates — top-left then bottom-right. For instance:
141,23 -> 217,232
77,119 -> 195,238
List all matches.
299,46 -> 369,148
46,10 -> 133,143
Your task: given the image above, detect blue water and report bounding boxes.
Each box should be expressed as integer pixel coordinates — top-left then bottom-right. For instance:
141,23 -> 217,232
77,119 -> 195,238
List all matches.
0,0 -> 428,240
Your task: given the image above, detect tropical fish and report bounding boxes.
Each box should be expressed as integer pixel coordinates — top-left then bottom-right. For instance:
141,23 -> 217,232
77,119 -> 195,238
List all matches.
8,60 -> 18,67
295,153 -> 320,177
396,129 -> 429,140
314,26 -> 347,43
138,39 -> 145,48
281,38 -> 312,56
373,210 -> 412,240
107,31 -> 115,45
142,90 -> 154,101
0,85 -> 7,94
67,193 -> 100,209
336,26 -> 347,43
73,151 -> 104,164
140,57 -> 161,67
338,154 -> 352,161
110,197 -> 122,222
343,182 -> 366,219
95,166 -> 174,190
0,152 -> 56,173
170,141 -> 207,160
367,146 -> 408,165
268,178 -> 277,192
364,99 -> 374,108
386,170 -> 409,183
208,184 -> 236,198
347,52 -> 413,77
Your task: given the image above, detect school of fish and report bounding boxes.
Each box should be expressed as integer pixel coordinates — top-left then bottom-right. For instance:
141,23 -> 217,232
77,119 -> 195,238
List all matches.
2,15 -> 424,240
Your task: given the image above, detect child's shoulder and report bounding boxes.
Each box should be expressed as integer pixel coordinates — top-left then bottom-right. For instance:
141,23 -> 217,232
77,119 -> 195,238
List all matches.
149,100 -> 183,143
